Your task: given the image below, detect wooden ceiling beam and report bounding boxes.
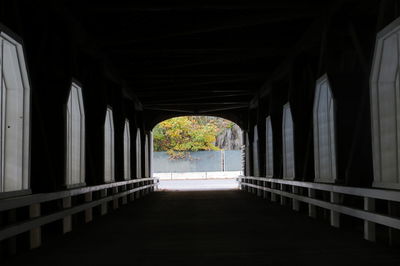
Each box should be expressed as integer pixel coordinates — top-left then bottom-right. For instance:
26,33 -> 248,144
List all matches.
91,3 -> 324,13
127,73 -> 265,79
108,47 -> 287,56
135,89 -> 252,97
132,76 -> 263,92
144,102 -> 247,106
197,106 -> 249,113
143,107 -> 195,113
99,12 -> 320,46
141,93 -> 252,103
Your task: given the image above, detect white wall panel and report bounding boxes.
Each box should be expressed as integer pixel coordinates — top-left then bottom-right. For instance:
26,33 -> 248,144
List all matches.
371,18 -> 400,189
313,75 -> 337,183
65,83 -> 85,187
245,132 -> 250,176
136,129 -> 142,178
282,103 -> 295,180
265,116 -> 273,177
0,32 -> 31,193
123,119 -> 131,180
104,108 -> 114,183
149,132 -> 153,178
252,125 -> 259,176
144,133 -> 149,178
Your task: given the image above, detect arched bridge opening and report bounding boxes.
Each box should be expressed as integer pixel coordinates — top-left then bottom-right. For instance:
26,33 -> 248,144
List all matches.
152,116 -> 244,190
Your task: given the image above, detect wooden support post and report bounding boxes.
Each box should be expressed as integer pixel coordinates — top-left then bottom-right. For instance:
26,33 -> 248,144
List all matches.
364,197 -> 375,241
147,181 -> 151,194
261,181 -> 268,199
29,203 -> 41,249
292,186 -> 300,211
271,183 -> 277,202
112,187 -> 119,209
308,188 -> 316,218
144,181 -> 149,195
140,181 -> 146,197
122,185 -> 128,205
100,189 -> 108,215
266,182 -> 271,201
280,184 -> 286,205
139,182 -> 142,197
330,192 -> 340,228
141,181 -> 146,196
135,182 -> 140,199
142,182 -> 146,196
62,197 -> 72,234
84,192 -> 93,223
129,184 -> 135,202
257,181 -> 262,197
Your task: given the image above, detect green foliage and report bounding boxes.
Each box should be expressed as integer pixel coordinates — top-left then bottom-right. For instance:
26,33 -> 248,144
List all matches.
153,116 -> 229,158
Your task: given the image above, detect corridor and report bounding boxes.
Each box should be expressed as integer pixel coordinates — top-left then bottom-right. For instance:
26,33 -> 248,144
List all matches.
5,190 -> 400,265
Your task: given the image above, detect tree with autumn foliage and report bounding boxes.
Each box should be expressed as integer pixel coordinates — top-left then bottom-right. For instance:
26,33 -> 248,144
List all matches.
153,116 -> 229,159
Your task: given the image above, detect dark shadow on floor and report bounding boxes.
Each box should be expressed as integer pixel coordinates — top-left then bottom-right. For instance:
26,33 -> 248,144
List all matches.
4,190 -> 400,265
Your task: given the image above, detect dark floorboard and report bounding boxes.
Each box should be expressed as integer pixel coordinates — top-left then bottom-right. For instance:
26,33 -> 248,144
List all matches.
4,190 -> 400,265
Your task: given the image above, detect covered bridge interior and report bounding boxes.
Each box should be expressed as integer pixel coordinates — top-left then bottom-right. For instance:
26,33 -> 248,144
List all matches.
1,1 -> 400,265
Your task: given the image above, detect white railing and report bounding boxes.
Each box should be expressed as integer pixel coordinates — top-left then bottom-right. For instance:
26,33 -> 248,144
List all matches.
154,171 -> 242,180
238,176 -> 400,242
0,177 -> 158,252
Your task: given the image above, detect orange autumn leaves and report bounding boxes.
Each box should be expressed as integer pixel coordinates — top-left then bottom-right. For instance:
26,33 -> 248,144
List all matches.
153,116 -> 231,159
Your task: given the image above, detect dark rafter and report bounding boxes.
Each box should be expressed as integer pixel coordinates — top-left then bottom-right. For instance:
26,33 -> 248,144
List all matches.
63,1 -> 337,118
99,12 -> 320,46
132,77 -> 263,92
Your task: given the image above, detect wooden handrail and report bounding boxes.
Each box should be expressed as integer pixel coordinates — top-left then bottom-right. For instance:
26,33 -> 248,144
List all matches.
0,178 -> 157,212
238,176 -> 400,242
239,177 -> 400,202
0,178 -> 159,250
0,183 -> 156,241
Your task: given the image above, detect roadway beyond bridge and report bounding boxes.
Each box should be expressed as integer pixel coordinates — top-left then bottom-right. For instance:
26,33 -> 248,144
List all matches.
4,190 -> 400,266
